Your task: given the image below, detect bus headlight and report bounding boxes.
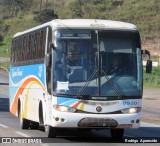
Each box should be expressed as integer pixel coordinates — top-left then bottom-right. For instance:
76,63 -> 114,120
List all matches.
121,107 -> 141,114
53,105 -> 76,113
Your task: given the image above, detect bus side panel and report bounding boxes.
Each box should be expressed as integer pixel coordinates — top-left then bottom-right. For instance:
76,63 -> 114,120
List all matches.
9,64 -> 46,121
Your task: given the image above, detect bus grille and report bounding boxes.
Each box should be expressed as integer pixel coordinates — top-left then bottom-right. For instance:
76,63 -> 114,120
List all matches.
78,118 -> 118,128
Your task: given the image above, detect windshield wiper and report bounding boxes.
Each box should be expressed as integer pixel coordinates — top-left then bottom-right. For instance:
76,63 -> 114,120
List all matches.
76,69 -> 122,99
76,69 -> 98,98
101,70 -> 122,99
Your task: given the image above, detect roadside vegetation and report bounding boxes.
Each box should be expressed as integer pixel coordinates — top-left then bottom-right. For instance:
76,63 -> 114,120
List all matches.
144,66 -> 160,88
0,0 -> 160,88
0,0 -> 160,57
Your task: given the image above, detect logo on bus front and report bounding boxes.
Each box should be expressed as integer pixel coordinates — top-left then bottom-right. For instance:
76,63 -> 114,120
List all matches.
96,106 -> 102,112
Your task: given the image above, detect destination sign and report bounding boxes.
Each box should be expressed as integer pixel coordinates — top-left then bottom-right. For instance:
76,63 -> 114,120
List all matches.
60,33 -> 91,39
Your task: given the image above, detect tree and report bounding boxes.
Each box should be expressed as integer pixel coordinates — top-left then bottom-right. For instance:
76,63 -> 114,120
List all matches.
4,0 -> 33,16
34,9 -> 58,23
68,0 -> 82,18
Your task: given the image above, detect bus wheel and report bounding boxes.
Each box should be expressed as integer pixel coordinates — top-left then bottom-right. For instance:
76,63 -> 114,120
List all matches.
19,113 -> 30,129
110,129 -> 124,140
45,125 -> 56,138
30,121 -> 39,129
18,103 -> 30,129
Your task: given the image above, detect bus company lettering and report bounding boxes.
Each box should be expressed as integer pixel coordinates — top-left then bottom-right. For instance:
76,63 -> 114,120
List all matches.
12,68 -> 23,77
90,23 -> 105,27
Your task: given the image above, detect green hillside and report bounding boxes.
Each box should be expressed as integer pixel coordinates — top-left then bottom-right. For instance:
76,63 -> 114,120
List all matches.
0,0 -> 160,57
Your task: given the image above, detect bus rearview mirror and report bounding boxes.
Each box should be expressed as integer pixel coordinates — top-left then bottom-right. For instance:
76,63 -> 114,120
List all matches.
146,60 -> 152,73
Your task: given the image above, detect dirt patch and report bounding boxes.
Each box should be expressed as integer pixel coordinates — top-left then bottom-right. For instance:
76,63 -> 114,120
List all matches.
142,88 -> 160,125
141,116 -> 160,125
142,38 -> 160,57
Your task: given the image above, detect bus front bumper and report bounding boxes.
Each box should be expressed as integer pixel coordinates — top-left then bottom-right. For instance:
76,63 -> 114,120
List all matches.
51,110 -> 141,129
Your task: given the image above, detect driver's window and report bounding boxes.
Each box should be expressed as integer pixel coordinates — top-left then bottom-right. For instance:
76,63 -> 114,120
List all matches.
67,42 -> 81,66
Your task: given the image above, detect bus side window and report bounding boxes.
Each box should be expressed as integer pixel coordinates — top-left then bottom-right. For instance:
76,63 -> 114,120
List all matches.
17,39 -> 19,62
28,34 -> 32,61
22,36 -> 26,63
23,36 -> 26,62
26,35 -> 29,61
40,30 -> 43,59
37,32 -> 40,59
34,33 -> 37,60
41,29 -> 46,58
19,38 -> 22,62
15,39 -> 18,63
31,34 -> 35,61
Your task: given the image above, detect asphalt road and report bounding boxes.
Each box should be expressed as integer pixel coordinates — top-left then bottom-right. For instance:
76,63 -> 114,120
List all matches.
0,72 -> 160,146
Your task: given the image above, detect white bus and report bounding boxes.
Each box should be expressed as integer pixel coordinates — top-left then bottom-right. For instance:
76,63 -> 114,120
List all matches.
9,19 -> 152,138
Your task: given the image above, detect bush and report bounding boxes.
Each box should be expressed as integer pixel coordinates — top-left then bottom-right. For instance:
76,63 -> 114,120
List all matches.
144,66 -> 160,88
0,35 -> 3,42
34,9 -> 58,23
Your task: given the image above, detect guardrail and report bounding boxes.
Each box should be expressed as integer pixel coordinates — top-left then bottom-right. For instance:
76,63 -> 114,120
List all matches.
0,66 -> 9,73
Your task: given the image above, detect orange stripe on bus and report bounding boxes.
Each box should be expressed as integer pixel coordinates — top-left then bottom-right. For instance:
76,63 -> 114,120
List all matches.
10,77 -> 43,115
72,101 -> 81,109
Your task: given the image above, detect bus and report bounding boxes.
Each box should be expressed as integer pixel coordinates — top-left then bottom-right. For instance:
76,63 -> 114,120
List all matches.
9,19 -> 152,138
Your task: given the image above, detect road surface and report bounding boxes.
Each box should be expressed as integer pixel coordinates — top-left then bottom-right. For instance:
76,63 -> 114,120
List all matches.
0,72 -> 160,145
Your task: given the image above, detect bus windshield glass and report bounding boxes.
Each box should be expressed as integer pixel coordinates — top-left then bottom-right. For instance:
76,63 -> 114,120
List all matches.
53,30 -> 142,99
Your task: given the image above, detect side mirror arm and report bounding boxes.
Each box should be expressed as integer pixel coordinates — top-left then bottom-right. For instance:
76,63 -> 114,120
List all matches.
142,50 -> 151,59
49,42 -> 56,50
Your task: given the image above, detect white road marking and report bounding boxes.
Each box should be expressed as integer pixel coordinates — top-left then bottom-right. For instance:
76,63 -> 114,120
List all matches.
15,131 -> 31,137
41,144 -> 49,146
0,124 -> 9,128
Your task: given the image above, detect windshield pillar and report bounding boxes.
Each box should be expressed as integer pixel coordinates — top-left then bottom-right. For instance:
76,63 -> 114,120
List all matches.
95,30 -> 101,96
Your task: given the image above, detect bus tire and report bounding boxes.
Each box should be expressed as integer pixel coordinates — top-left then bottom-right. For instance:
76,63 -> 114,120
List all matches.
39,101 -> 44,124
18,99 -> 30,129
19,109 -> 30,129
30,121 -> 39,129
45,125 -> 56,138
110,128 -> 124,140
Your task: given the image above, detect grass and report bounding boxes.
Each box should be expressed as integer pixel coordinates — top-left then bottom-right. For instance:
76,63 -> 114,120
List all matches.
0,14 -> 39,57
0,0 -> 160,57
0,35 -> 12,57
0,61 -> 10,73
143,66 -> 160,88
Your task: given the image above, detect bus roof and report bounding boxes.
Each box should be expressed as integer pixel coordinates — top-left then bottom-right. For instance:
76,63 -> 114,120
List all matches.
13,19 -> 137,38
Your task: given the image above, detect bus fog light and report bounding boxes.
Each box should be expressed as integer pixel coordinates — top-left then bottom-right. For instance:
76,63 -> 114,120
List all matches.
61,118 -> 65,122
136,119 -> 140,123
55,117 -> 59,121
121,107 -> 141,114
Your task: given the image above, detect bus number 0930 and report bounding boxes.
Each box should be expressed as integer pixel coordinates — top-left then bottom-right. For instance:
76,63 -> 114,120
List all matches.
123,101 -> 138,105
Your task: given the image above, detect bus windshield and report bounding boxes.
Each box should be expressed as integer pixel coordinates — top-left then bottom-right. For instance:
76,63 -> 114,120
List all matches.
53,30 -> 142,99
